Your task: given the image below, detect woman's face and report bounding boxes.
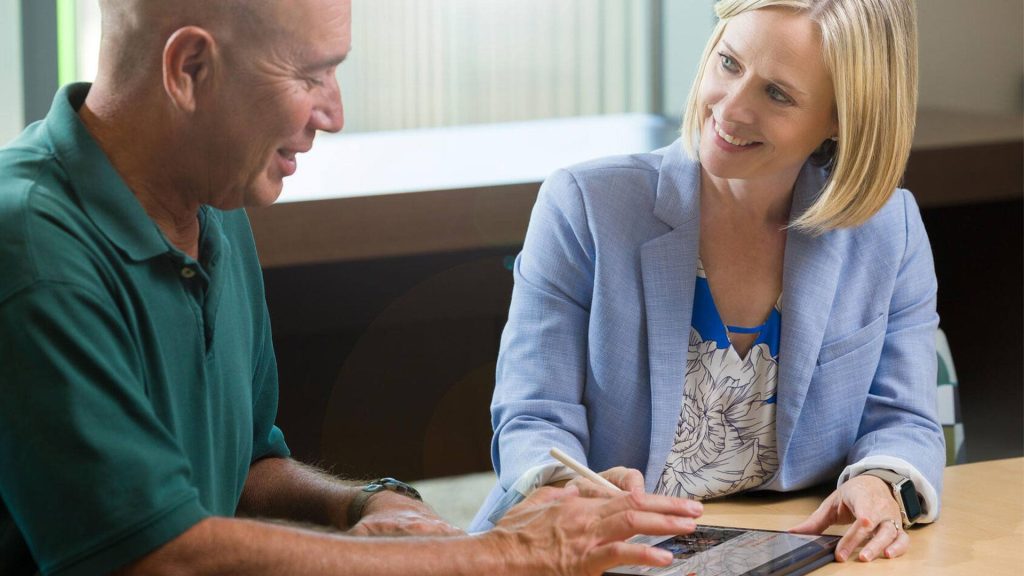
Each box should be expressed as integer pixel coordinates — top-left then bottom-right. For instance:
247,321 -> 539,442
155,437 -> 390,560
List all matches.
697,8 -> 837,185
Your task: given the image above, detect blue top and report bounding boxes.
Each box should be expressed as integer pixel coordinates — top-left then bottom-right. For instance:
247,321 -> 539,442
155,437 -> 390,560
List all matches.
655,260 -> 782,500
690,264 -> 781,356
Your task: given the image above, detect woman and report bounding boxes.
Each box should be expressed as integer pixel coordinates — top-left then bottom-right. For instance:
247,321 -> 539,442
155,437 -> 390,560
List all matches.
471,0 -> 943,564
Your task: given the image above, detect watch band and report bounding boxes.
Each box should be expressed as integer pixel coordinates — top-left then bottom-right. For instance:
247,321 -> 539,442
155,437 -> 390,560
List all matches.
346,477 -> 423,527
861,468 -> 921,528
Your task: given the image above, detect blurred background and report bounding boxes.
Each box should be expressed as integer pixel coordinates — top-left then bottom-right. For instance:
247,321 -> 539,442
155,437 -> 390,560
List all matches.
2,0 -> 1021,483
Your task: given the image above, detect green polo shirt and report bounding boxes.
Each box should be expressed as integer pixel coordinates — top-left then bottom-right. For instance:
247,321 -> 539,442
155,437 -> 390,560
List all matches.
0,84 -> 290,576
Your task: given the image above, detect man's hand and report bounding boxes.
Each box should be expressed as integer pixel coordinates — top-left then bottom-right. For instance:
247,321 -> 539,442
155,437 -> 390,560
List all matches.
790,475 -> 909,562
488,485 -> 703,576
566,466 -> 645,497
349,490 -> 463,537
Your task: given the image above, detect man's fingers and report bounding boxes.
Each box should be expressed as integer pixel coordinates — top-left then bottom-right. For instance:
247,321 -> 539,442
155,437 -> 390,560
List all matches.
594,509 -> 697,543
584,541 -> 674,574
599,491 -> 704,520
857,519 -> 902,562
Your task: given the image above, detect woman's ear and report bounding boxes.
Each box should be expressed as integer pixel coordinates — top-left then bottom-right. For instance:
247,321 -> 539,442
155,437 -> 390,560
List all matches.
162,26 -> 216,113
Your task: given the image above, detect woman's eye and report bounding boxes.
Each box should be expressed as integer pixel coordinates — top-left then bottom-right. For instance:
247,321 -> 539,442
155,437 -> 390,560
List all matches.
767,84 -> 792,104
718,52 -> 738,72
307,77 -> 325,88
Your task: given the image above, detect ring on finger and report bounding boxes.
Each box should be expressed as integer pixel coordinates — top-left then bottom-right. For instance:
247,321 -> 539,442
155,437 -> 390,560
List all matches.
887,519 -> 903,534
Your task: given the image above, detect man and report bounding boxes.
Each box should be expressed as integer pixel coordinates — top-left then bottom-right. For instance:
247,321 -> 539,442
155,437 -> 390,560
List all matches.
0,1 -> 703,574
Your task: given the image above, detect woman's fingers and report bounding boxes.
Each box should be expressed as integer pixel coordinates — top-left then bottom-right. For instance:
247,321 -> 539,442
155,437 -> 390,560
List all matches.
789,491 -> 840,535
520,485 -> 579,509
602,467 -> 646,493
884,526 -> 911,559
835,515 -> 908,562
856,519 -> 904,562
566,476 -> 619,498
836,516 -> 876,561
567,467 -> 646,497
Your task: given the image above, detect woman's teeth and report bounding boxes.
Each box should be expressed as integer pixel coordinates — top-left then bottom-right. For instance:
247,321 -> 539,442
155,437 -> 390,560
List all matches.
715,123 -> 757,146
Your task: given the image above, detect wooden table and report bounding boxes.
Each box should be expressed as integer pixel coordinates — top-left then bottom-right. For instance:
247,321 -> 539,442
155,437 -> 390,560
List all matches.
698,458 -> 1023,575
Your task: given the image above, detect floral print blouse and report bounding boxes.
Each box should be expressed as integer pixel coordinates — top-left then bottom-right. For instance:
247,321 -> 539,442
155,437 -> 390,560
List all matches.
655,259 -> 781,501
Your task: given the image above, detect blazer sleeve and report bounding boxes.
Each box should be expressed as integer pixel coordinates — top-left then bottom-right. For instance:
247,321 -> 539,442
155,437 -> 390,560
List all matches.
490,169 -> 597,492
843,190 -> 945,519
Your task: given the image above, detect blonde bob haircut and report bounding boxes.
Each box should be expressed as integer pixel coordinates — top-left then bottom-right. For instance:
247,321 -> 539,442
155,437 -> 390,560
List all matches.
681,0 -> 918,233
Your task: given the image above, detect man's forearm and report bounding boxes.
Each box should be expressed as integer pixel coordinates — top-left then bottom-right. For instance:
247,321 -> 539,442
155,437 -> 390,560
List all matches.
238,457 -> 360,529
117,516 -> 523,576
120,484 -> 703,576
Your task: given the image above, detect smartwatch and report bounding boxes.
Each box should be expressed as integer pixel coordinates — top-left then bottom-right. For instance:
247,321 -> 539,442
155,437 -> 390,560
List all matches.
346,477 -> 423,527
861,468 -> 922,527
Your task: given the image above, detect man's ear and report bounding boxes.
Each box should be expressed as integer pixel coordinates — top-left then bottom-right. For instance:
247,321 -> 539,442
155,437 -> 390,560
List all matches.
162,26 -> 216,113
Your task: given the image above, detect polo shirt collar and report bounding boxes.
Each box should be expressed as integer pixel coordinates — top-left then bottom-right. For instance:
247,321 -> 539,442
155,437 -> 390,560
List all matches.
45,83 -> 169,262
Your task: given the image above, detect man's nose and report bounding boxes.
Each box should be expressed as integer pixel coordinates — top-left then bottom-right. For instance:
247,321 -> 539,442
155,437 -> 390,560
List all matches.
312,81 -> 345,134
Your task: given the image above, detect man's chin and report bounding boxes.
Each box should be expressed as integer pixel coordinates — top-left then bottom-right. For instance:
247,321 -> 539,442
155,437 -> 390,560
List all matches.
245,180 -> 285,208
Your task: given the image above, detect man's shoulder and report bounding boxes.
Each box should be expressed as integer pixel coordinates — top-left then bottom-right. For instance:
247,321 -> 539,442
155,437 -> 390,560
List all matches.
0,137 -> 97,302
0,122 -> 59,194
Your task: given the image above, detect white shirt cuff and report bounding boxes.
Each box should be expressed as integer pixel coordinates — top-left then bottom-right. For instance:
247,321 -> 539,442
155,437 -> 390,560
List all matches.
510,461 -> 578,496
838,455 -> 940,523
486,462 -> 578,525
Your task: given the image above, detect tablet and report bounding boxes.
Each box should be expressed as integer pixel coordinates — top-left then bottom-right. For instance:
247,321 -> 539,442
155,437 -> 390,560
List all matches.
606,525 -> 839,576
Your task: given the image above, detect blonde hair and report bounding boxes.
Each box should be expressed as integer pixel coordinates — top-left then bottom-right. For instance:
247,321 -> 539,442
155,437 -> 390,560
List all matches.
681,0 -> 918,233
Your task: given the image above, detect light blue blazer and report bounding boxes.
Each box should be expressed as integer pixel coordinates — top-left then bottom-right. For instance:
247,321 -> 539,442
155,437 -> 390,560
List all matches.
471,139 -> 944,531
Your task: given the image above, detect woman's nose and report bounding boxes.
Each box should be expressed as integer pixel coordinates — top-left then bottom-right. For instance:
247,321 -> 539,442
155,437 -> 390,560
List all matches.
716,83 -> 757,126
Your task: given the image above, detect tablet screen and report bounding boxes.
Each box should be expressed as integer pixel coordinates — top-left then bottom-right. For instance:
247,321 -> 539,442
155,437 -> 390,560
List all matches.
608,525 -> 839,576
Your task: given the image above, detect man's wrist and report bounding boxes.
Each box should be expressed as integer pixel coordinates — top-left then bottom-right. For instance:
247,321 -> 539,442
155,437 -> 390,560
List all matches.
346,477 -> 423,527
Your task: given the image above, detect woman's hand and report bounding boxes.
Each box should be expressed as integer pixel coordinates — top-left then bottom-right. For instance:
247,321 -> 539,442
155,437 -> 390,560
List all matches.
790,474 -> 909,562
564,467 -> 646,497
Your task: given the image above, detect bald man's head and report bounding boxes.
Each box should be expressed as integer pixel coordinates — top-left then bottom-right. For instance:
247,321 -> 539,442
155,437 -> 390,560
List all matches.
96,0 -> 277,88
82,0 -> 350,212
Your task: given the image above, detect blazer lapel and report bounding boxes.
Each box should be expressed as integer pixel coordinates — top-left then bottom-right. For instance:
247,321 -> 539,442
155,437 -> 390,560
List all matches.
776,164 -> 842,468
641,142 -> 701,487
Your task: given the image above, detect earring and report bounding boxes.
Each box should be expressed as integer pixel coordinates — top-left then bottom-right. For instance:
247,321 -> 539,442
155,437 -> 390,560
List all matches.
830,136 -> 839,141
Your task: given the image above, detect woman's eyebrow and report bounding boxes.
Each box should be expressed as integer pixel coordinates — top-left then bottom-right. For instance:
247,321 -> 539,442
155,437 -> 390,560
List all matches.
720,39 -> 807,97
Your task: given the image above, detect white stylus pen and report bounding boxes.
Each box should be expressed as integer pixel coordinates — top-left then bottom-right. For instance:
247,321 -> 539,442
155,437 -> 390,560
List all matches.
549,447 -> 621,492
551,447 -> 676,546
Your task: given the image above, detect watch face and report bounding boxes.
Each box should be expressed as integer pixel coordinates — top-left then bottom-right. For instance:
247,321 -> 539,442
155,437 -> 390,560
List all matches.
898,481 -> 922,520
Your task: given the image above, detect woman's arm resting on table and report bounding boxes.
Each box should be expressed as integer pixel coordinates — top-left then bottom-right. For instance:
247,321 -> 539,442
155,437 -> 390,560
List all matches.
490,170 -> 599,510
791,191 -> 944,563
